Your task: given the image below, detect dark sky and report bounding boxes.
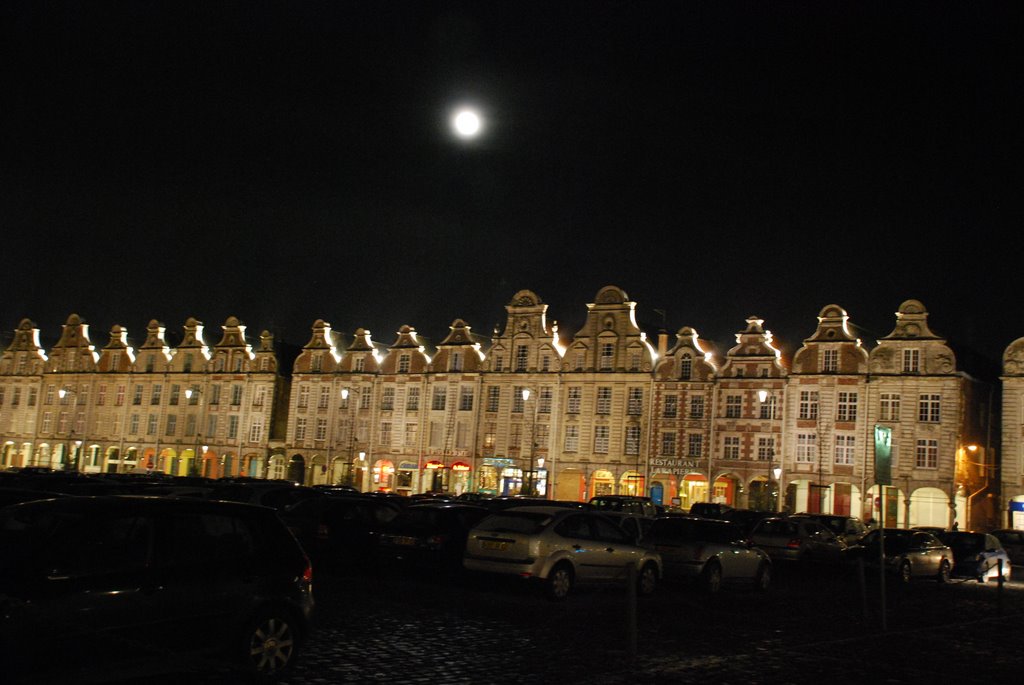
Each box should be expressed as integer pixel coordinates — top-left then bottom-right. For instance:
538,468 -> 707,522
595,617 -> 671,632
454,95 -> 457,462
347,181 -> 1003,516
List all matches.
2,1 -> 1021,374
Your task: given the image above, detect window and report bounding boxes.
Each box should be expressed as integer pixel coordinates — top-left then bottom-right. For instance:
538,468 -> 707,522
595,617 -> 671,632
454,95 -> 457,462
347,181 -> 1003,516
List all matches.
822,349 -> 838,373
660,432 -> 676,456
486,386 -> 500,412
132,385 -> 143,405
880,393 -> 900,422
318,386 -> 331,409
629,351 -> 641,370
129,413 -> 140,434
493,354 -> 504,372
538,388 -> 553,414
295,417 -> 307,441
599,343 -> 614,371
249,417 -> 264,443
725,395 -> 742,419
231,385 -> 243,406
116,385 -> 126,406
662,395 -> 678,419
314,417 -> 327,441
450,351 -> 463,372
28,387 -> 37,407
398,354 -> 411,373
757,437 -> 775,461
680,356 -> 692,380
459,387 -> 474,411
574,351 -> 584,370
360,386 -> 372,410
835,435 -> 855,465
627,388 -> 643,415
185,415 -> 196,437
515,345 -> 528,371
596,387 -> 612,415
796,434 -> 817,463
903,349 -> 920,373
625,425 -> 640,455
567,387 -> 582,414
228,415 -> 239,439
916,439 -> 938,468
512,387 -> 525,413
432,387 -> 447,411
688,434 -> 703,457
837,392 -> 858,422
759,395 -> 777,420
42,412 -> 52,433
45,384 -> 55,406
380,387 -> 395,411
311,354 -> 322,372
405,422 -> 418,446
165,415 -> 177,436
564,425 -> 579,452
147,414 -> 158,435
151,384 -> 162,405
918,394 -> 941,423
297,385 -> 309,409
169,384 -> 180,406
689,396 -> 704,419
483,423 -> 496,449
207,416 -> 218,438
594,426 -> 610,453
209,384 -> 222,406
406,387 -> 420,411
799,391 -> 819,420
723,436 -> 740,459
354,357 -> 365,372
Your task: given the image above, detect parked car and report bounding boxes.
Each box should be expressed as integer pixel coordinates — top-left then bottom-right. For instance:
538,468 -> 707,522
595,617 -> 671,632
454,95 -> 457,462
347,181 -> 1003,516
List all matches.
687,502 -> 733,520
857,528 -> 953,583
749,516 -> 848,564
990,529 -> 1024,567
0,487 -> 67,509
209,481 -> 325,510
599,510 -> 656,545
480,497 -> 590,512
791,513 -> 867,546
377,502 -> 491,572
720,508 -> 777,536
279,493 -> 401,571
464,506 -> 661,600
936,531 -> 1011,581
0,495 -> 314,684
588,495 -> 659,518
649,516 -> 771,593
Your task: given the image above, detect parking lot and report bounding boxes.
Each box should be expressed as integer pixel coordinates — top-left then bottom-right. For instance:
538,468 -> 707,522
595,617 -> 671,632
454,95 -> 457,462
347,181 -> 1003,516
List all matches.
234,560 -> 1024,685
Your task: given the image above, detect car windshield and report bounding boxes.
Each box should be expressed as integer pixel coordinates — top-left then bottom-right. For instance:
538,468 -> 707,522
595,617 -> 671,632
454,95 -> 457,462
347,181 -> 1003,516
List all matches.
590,498 -> 626,511
473,512 -> 552,534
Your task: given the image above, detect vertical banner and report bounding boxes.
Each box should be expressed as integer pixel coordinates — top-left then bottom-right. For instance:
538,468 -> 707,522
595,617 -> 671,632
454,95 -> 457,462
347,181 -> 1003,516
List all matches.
874,425 -> 892,486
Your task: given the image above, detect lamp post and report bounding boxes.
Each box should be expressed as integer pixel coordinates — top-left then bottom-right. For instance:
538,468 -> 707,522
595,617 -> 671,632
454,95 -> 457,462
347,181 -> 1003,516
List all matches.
57,387 -> 79,472
185,387 -> 203,476
758,389 -> 779,512
521,388 -> 541,497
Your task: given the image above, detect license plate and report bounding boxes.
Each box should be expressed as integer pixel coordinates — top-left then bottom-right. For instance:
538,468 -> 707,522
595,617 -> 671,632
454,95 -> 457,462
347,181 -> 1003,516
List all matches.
481,540 -> 508,551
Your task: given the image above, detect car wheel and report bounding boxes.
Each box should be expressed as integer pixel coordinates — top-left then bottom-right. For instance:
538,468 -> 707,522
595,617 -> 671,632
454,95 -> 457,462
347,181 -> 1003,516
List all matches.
239,608 -> 301,683
755,562 -> 771,592
937,560 -> 951,584
899,560 -> 913,584
637,563 -> 658,596
546,563 -> 574,601
702,560 -> 723,594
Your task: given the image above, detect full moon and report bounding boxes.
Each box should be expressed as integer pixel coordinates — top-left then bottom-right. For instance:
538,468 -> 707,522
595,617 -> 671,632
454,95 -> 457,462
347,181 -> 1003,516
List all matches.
452,109 -> 482,138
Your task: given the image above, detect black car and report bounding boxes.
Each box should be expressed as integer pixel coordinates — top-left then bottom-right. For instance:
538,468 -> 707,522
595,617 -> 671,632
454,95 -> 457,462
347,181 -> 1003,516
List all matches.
377,502 -> 491,572
279,493 -> 402,572
0,496 -> 314,684
588,495 -> 659,518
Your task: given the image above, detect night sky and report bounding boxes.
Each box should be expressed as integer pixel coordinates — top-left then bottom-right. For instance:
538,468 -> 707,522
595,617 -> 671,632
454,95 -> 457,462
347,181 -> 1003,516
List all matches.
2,2 -> 1020,375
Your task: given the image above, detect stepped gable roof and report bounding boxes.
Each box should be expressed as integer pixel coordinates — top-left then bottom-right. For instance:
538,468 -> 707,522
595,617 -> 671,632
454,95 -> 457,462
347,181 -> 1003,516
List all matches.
4,319 -> 46,356
177,317 -> 209,352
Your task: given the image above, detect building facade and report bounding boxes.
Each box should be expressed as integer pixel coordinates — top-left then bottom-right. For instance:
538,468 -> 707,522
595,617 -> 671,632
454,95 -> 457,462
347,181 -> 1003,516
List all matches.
0,291 -> 1000,529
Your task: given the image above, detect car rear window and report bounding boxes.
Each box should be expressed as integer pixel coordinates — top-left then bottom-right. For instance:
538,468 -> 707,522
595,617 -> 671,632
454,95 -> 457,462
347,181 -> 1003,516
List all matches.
651,518 -> 741,543
755,520 -> 796,536
473,512 -> 552,534
939,533 -> 985,555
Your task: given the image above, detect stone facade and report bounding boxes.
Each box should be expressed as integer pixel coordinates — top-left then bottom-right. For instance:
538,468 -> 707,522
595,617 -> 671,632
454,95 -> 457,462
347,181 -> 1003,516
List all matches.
0,291 -> 1000,529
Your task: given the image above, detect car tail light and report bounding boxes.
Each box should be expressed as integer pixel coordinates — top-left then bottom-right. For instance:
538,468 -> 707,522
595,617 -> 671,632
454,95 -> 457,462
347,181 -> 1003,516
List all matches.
302,559 -> 313,584
787,538 -> 802,549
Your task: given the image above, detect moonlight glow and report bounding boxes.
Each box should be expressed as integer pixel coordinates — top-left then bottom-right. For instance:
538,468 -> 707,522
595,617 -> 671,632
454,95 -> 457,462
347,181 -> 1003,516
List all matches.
452,109 -> 482,138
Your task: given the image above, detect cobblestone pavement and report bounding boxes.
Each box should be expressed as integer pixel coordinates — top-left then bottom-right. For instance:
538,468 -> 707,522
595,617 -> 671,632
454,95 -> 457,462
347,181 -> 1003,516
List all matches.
147,562 -> 1024,685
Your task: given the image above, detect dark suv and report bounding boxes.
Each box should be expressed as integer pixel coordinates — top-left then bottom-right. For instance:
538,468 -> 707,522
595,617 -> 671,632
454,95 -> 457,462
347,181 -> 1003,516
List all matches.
1,496 -> 314,684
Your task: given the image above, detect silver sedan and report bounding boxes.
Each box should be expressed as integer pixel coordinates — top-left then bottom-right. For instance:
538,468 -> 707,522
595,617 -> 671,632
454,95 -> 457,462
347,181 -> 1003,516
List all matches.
648,516 -> 771,593
858,528 -> 953,583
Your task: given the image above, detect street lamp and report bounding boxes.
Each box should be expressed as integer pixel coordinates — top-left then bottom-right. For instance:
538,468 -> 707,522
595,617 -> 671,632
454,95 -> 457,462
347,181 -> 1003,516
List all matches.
758,389 -> 779,512
185,387 -> 203,476
340,387 -> 358,488
58,387 -> 80,472
521,388 -> 542,497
